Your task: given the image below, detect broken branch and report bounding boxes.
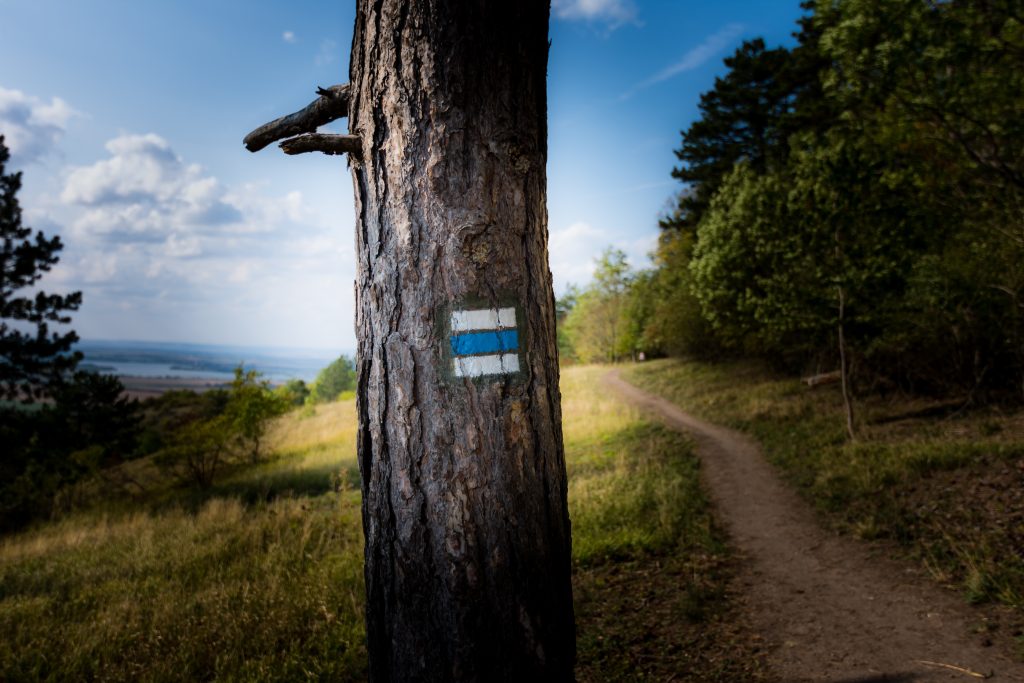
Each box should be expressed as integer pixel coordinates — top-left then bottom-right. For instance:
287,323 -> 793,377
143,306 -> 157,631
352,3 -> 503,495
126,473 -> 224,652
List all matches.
279,134 -> 362,158
914,660 -> 991,679
243,84 -> 350,152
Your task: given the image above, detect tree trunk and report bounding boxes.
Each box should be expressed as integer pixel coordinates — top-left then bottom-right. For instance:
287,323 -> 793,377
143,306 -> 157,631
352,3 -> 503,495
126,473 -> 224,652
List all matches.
347,2 -> 575,681
837,285 -> 856,441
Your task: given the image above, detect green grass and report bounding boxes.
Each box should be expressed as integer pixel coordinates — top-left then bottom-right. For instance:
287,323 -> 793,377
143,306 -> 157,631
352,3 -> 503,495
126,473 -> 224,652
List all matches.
624,357 -> 1024,616
562,368 -> 721,566
0,398 -> 367,682
563,367 -> 765,681
0,369 -> 763,681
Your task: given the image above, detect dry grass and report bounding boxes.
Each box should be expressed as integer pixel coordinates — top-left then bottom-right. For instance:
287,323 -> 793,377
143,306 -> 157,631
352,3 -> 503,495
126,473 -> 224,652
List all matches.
1,397 -> 365,682
624,358 -> 1024,625
0,368 -> 763,681
265,398 -> 358,457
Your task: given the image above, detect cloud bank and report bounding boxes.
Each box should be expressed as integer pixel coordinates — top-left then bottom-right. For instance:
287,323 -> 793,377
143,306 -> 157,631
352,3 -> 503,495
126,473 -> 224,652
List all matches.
0,86 -> 76,163
51,133 -> 353,347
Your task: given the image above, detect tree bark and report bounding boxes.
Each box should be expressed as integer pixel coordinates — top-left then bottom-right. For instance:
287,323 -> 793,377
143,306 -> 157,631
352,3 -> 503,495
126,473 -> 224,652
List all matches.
347,2 -> 574,681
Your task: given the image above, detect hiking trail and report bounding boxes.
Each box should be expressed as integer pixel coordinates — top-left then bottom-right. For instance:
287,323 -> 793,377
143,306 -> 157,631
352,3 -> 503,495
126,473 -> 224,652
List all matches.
606,370 -> 1024,682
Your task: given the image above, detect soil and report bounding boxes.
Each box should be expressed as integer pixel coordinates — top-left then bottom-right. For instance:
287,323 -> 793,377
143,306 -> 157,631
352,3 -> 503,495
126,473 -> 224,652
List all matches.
575,555 -> 770,682
607,370 -> 1024,682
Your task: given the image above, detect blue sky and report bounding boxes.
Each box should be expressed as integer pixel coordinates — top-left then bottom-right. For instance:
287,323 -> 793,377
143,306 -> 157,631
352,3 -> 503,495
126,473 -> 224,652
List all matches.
0,0 -> 803,353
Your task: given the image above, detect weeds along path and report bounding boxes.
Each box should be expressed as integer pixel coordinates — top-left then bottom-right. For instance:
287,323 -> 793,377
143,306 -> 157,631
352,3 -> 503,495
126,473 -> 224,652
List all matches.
606,370 -> 1024,682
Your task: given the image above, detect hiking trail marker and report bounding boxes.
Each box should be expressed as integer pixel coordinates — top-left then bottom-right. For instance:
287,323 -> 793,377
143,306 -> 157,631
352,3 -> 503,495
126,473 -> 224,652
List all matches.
447,305 -> 522,379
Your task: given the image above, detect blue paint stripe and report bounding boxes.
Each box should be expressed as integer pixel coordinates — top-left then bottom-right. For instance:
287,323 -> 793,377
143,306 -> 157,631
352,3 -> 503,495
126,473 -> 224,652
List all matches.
450,330 -> 519,356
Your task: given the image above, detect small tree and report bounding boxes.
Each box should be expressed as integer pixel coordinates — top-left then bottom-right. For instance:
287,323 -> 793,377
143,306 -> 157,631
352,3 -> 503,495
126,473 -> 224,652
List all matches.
226,366 -> 287,463
275,378 -> 310,406
0,136 -> 82,400
562,249 -> 634,363
309,354 -> 355,403
158,414 -> 234,490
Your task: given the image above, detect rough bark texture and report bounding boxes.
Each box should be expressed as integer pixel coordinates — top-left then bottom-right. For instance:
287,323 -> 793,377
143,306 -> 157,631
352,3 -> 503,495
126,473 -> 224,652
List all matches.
347,2 -> 574,681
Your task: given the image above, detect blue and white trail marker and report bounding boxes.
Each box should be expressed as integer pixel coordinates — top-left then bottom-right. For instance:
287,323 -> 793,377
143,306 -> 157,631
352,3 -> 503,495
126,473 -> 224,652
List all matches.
449,306 -> 521,378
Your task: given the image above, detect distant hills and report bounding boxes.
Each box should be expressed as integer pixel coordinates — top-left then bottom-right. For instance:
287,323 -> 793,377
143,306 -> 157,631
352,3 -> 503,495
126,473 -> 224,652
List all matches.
76,340 -> 344,383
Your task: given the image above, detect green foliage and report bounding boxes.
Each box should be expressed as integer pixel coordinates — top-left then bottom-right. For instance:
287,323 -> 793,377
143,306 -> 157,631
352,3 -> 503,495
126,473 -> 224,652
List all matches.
555,284 -> 581,363
0,372 -> 139,532
275,378 -> 310,406
562,248 -> 638,363
689,162 -> 820,355
226,367 -> 287,463
664,27 -> 825,233
636,0 -> 1024,399
811,0 -> 1024,394
640,229 -> 717,358
0,135 -> 82,401
155,367 -> 286,488
156,414 -> 235,490
310,355 -> 356,403
49,371 -> 141,463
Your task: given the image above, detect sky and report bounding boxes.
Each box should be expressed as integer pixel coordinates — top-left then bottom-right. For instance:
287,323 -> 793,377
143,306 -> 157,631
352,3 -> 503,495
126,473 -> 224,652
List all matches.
0,0 -> 804,353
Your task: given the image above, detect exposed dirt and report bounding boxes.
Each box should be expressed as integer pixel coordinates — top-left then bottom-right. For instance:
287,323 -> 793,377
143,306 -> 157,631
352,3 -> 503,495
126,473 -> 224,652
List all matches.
607,371 -> 1024,682
575,555 -> 770,682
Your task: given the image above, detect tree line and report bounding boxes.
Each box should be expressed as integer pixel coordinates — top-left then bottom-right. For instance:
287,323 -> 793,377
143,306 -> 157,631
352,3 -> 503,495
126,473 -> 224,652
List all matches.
562,0 -> 1023,419
0,132 -> 358,532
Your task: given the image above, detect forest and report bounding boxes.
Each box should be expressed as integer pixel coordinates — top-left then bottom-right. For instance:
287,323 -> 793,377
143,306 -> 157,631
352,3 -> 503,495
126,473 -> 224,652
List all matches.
561,0 -> 1024,416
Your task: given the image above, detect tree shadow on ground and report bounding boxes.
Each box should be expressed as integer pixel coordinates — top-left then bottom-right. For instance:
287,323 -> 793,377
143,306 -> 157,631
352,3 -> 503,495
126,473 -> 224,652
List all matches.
799,673 -> 922,683
165,462 -> 361,511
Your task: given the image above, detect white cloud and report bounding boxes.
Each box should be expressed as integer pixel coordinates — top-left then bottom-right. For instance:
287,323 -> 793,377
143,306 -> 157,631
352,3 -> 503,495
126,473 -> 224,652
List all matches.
51,132 -> 355,348
0,86 -> 77,163
164,233 -> 202,258
548,221 -> 657,295
552,0 -> 638,28
61,133 -> 241,243
621,23 -> 744,99
282,30 -> 296,43
548,221 -> 606,291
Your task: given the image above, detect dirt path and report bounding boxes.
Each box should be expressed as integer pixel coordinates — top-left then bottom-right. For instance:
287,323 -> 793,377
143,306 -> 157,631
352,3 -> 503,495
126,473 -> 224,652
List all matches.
606,371 -> 1024,682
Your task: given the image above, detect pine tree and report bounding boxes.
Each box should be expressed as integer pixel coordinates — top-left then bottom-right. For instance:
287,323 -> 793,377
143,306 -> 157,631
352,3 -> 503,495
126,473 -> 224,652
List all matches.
0,135 -> 82,401
663,6 -> 831,234
245,4 -> 574,675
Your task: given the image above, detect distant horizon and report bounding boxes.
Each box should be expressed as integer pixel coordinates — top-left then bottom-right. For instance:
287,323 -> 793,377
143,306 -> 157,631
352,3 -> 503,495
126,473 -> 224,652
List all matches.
75,337 -> 353,359
75,337 -> 348,384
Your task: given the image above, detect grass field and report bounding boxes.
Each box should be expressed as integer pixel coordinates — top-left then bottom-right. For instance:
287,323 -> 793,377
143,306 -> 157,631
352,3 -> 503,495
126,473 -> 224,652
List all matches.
0,366 -> 762,681
624,358 -> 1024,623
0,399 -> 367,682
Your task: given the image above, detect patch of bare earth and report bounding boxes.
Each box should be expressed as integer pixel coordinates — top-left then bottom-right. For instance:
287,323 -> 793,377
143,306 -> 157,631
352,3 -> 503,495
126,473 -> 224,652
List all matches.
608,371 -> 1024,682
575,554 -> 769,682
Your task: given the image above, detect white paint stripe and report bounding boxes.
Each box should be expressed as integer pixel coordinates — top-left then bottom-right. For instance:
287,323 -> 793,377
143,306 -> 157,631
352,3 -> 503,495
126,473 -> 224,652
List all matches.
450,307 -> 517,333
453,353 -> 521,378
